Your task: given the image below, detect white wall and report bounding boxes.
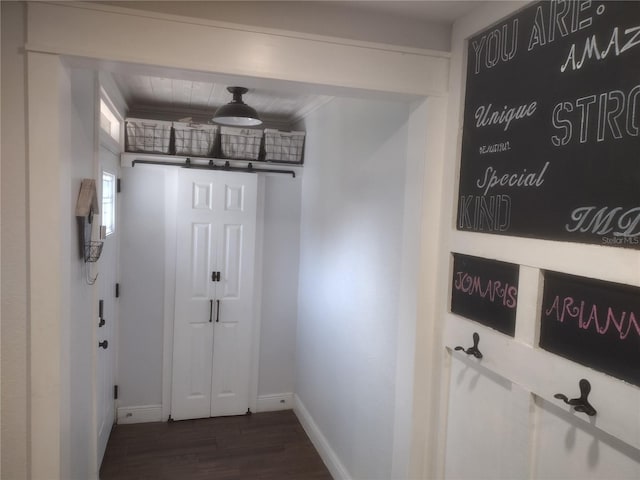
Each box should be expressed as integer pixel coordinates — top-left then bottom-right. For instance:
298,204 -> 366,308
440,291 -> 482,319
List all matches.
295,96 -> 414,479
118,167 -> 302,412
2,15 -> 98,480
1,3 -> 28,477
118,165 -> 168,409
65,67 -> 99,480
258,175 -> 301,397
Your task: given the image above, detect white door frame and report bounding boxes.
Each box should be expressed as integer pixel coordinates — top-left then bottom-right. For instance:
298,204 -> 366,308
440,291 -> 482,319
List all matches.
24,2 -> 449,478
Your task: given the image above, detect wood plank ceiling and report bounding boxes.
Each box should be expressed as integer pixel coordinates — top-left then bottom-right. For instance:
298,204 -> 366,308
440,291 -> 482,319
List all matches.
113,73 -> 332,128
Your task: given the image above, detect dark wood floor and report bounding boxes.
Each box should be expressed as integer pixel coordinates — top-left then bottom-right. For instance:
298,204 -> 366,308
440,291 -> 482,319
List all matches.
100,410 -> 333,480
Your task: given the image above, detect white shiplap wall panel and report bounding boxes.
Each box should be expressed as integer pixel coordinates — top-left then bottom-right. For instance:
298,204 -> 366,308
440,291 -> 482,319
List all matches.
150,76 -> 172,102
171,78 -> 192,106
190,81 -> 214,108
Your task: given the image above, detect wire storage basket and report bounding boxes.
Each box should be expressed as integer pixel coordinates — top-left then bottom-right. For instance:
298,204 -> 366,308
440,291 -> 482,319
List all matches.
84,241 -> 104,263
173,122 -> 219,157
264,129 -> 305,163
125,118 -> 172,154
220,126 -> 262,160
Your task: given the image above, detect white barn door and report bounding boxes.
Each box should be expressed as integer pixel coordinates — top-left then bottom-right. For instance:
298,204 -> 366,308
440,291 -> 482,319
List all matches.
171,169 -> 257,421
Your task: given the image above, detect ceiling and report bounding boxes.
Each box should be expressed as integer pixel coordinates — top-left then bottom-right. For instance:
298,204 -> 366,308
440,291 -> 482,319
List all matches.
114,73 -> 333,126
111,1 -> 481,126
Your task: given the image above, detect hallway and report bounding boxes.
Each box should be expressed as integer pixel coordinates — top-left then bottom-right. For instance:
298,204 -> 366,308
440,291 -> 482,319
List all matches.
99,410 -> 332,479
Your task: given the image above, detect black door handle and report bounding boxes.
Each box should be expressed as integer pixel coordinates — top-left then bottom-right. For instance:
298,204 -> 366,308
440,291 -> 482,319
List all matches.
554,379 -> 597,416
98,299 -> 105,327
209,299 -> 213,323
454,332 -> 483,359
98,340 -> 108,349
216,299 -> 220,323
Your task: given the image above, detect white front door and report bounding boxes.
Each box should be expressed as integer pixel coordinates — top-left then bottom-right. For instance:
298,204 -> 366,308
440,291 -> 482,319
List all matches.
442,266 -> 640,479
96,145 -> 119,465
171,169 -> 258,421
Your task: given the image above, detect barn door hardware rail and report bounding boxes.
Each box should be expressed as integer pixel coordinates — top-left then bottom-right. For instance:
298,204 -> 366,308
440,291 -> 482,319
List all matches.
554,378 -> 597,417
454,332 -> 483,359
131,158 -> 296,178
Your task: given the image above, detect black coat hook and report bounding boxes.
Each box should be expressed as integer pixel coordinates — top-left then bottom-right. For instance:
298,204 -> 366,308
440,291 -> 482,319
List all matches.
454,332 -> 483,359
554,378 -> 597,416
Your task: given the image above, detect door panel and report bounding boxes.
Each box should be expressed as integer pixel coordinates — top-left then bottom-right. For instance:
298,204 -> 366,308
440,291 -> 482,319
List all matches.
190,223 -> 212,298
211,322 -> 241,414
222,224 -> 242,298
187,323 -> 213,399
224,184 -> 245,211
192,180 -> 214,211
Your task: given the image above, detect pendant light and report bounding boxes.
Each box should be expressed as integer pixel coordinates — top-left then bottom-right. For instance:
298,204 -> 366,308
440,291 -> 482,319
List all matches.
212,86 -> 262,127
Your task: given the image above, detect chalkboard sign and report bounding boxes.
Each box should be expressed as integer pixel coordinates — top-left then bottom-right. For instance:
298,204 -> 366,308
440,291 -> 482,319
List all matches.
451,254 -> 519,336
540,272 -> 640,387
457,1 -> 640,249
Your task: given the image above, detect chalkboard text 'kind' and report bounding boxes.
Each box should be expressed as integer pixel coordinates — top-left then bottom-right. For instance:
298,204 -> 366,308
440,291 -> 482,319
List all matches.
458,195 -> 511,232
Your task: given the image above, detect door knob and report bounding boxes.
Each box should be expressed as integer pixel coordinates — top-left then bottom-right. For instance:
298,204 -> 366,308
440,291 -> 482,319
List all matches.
98,340 -> 109,349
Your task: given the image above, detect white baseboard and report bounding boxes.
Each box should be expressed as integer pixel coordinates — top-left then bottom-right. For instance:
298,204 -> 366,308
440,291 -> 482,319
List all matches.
256,392 -> 294,412
117,404 -> 162,424
293,394 -> 351,480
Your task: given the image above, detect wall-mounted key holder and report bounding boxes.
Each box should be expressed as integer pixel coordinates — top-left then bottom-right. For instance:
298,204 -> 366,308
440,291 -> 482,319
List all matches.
454,332 -> 483,359
554,379 -> 597,417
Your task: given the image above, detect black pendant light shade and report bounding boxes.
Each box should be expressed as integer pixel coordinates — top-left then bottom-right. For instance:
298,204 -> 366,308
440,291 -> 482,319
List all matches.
212,86 -> 262,126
